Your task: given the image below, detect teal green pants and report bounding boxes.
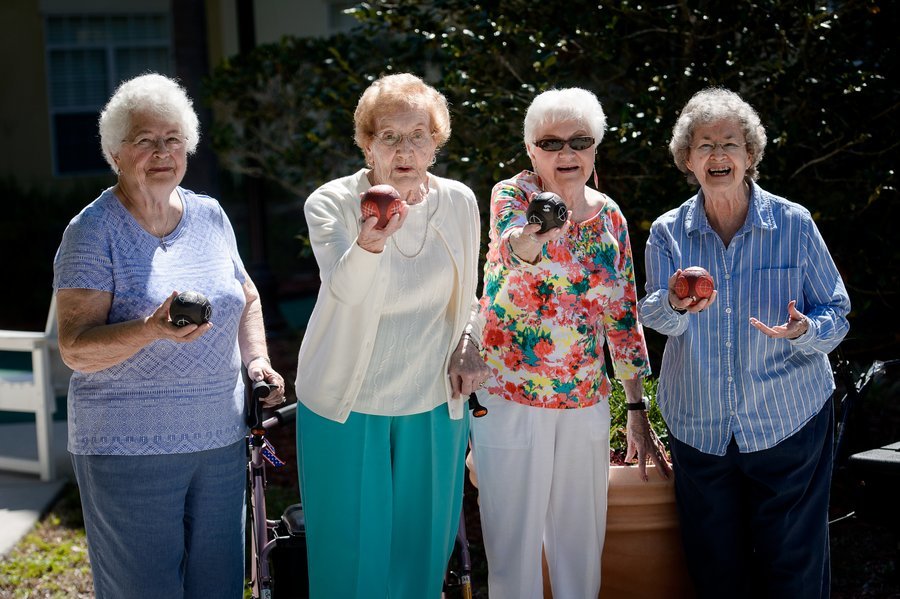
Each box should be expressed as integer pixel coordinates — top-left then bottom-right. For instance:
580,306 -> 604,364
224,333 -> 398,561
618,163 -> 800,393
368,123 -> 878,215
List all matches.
296,402 -> 468,599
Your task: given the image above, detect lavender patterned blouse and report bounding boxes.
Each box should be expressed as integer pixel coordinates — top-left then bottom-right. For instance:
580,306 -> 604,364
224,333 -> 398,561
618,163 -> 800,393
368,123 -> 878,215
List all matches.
54,186 -> 249,456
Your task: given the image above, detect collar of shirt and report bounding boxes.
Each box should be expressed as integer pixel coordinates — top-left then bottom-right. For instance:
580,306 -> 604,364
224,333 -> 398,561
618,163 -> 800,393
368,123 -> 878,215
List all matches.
684,180 -> 778,236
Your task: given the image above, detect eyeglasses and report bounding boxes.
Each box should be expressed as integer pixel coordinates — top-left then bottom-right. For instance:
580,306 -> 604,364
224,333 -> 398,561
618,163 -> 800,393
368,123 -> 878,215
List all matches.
124,135 -> 187,153
374,129 -> 433,148
692,142 -> 746,157
533,136 -> 595,152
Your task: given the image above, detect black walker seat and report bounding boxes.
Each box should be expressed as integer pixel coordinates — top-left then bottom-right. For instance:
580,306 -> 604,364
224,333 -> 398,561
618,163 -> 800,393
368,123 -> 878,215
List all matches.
266,502 -> 309,599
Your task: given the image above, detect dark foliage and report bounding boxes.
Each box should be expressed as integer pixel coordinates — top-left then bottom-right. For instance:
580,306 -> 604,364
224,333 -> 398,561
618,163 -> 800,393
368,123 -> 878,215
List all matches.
204,0 -> 899,363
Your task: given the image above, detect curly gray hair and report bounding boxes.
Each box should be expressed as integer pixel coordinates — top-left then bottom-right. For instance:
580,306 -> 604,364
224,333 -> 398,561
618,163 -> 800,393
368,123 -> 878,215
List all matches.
98,73 -> 200,173
669,88 -> 766,185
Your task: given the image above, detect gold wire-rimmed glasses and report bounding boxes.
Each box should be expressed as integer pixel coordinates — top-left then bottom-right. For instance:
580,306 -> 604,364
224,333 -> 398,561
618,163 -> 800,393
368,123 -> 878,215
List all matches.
374,129 -> 433,148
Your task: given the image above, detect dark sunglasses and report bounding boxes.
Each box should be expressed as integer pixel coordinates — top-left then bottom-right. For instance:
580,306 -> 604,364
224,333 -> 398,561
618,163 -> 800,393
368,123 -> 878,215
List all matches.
534,136 -> 595,152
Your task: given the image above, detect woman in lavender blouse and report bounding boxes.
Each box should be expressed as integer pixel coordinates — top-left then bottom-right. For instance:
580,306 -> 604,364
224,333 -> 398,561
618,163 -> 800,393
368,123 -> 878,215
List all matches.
54,73 -> 284,599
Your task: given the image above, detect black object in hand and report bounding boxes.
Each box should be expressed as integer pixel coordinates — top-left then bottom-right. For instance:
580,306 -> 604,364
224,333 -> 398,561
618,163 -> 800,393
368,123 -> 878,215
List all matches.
170,291 -> 212,327
469,392 -> 488,418
526,192 -> 568,233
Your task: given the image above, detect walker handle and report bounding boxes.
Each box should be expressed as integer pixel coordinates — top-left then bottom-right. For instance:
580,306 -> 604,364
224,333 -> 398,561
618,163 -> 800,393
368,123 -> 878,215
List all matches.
246,377 -> 277,430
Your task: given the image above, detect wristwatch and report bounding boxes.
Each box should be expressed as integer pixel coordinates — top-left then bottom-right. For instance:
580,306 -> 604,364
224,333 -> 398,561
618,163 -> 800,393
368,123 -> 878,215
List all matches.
669,300 -> 687,315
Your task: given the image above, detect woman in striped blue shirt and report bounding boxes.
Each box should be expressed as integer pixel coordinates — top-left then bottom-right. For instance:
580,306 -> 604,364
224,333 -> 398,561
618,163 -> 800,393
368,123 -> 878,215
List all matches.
639,88 -> 850,599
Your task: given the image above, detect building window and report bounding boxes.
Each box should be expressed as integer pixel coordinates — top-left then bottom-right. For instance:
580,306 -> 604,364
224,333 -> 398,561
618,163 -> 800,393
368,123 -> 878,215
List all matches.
44,14 -> 172,175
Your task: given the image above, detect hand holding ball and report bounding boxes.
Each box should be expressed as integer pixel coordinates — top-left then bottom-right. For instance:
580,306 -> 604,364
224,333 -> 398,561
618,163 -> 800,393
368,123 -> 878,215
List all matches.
673,267 -> 715,300
361,185 -> 403,229
170,291 -> 212,327
526,192 -> 568,234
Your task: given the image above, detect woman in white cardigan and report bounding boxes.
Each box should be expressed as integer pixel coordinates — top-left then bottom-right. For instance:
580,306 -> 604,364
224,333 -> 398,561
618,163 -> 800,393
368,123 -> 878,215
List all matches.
294,73 -> 489,599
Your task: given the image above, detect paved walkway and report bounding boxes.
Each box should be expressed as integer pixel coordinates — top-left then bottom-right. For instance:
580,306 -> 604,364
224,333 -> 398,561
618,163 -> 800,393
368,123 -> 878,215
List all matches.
0,420 -> 70,558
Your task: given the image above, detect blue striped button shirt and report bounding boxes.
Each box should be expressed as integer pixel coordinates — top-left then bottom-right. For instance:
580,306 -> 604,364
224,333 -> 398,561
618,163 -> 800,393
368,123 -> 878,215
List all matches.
638,182 -> 850,456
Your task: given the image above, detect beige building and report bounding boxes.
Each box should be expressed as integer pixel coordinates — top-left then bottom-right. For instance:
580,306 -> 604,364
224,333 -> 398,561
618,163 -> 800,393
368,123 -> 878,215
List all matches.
0,0 -> 356,193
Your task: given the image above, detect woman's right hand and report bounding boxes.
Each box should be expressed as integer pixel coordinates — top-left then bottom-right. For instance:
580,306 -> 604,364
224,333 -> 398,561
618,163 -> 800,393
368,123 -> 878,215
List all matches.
667,269 -> 717,313
57,288 -> 211,373
152,291 -> 212,343
356,194 -> 410,254
509,217 -> 571,264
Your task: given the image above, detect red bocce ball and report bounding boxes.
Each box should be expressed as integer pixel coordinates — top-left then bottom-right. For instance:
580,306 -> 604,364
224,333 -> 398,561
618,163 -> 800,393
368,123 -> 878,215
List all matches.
361,184 -> 403,229
674,266 -> 715,300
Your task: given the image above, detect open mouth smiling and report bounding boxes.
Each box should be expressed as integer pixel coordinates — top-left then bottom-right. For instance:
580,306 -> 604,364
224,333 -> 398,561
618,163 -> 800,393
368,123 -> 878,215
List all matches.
708,166 -> 732,176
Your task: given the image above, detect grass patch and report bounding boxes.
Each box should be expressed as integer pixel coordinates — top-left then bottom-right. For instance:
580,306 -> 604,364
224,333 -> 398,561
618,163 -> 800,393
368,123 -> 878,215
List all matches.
0,484 -> 93,598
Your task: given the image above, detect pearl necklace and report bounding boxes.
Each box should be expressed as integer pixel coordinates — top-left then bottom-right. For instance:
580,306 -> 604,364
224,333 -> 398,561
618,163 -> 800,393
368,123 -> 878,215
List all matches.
392,192 -> 437,259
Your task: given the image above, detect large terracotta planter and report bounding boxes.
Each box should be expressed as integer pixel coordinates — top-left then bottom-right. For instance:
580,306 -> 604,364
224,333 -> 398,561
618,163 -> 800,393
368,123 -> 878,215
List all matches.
542,464 -> 694,598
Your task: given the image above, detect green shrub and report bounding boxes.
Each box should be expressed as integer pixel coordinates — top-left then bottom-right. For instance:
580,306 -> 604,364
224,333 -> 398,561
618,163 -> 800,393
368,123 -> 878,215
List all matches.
204,0 -> 899,361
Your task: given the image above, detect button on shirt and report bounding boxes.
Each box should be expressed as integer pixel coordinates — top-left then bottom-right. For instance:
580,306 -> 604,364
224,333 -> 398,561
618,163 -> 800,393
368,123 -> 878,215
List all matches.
638,182 -> 850,456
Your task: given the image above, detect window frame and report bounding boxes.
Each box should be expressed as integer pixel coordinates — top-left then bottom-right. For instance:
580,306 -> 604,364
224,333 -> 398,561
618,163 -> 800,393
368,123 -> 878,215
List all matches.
43,13 -> 173,177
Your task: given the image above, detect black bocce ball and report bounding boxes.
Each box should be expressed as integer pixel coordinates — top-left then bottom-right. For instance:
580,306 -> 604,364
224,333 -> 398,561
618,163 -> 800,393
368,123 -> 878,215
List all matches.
526,192 -> 568,234
170,291 -> 212,327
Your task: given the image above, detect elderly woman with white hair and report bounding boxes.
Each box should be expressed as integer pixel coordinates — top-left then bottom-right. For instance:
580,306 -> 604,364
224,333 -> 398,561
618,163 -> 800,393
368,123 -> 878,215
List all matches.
470,87 -> 670,599
639,88 -> 850,598
53,73 -> 284,598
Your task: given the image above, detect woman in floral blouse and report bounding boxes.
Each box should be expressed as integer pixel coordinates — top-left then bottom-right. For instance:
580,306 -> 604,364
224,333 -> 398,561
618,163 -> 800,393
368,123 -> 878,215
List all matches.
469,87 -> 670,599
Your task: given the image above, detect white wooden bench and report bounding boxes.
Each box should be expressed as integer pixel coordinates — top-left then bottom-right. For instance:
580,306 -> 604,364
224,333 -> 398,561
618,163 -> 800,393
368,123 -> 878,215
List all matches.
0,296 -> 71,481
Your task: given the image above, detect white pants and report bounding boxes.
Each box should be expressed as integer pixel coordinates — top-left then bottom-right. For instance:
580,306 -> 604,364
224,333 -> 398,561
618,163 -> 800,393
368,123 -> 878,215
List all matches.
470,393 -> 611,599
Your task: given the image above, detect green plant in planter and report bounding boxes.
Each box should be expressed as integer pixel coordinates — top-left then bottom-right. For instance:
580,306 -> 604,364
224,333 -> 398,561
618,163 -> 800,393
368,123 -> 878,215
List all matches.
607,377 -> 670,464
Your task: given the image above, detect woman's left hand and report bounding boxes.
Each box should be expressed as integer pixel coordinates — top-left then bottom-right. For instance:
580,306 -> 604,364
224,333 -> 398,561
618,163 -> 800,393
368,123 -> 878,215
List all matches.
749,299 -> 810,340
625,411 -> 672,481
447,333 -> 490,398
621,379 -> 671,481
247,357 -> 286,408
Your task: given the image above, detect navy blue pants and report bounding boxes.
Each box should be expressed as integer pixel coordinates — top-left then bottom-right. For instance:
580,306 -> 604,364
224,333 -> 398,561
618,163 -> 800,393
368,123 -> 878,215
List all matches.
669,398 -> 833,599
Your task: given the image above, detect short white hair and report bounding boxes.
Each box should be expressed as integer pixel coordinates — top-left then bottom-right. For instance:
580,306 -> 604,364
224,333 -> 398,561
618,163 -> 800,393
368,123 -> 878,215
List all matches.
98,73 -> 200,172
523,88 -> 607,147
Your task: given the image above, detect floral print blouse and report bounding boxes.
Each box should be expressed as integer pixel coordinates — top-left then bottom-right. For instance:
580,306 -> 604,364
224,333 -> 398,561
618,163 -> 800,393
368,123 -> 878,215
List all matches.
480,170 -> 651,409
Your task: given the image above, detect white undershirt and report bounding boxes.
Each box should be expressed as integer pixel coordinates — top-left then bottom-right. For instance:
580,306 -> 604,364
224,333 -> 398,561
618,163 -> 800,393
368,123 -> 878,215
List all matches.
355,195 -> 455,415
